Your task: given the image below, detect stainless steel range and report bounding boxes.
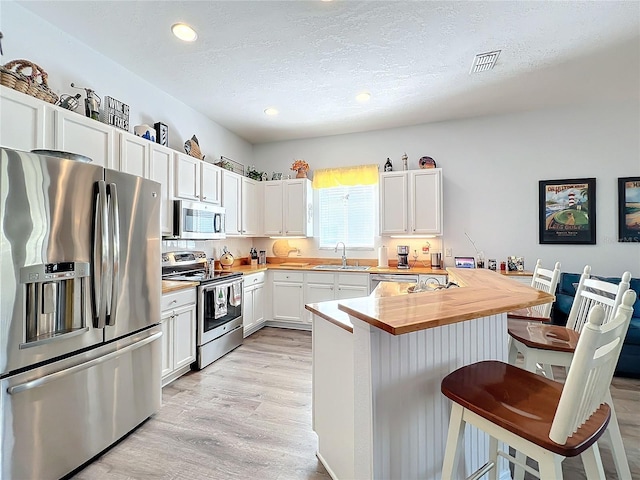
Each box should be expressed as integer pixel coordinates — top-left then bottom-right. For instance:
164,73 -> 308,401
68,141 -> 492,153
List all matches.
162,251 -> 243,369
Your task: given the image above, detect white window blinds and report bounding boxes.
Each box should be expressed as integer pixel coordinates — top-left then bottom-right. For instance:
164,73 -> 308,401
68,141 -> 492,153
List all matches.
318,185 -> 376,248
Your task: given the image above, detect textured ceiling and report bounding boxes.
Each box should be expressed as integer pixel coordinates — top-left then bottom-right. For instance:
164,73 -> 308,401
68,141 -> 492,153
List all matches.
16,1 -> 640,144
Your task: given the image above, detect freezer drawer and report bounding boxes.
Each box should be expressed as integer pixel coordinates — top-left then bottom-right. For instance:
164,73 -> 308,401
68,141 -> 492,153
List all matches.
0,327 -> 162,480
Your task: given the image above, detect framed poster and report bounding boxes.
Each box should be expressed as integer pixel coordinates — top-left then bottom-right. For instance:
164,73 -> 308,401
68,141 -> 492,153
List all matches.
618,176 -> 640,242
539,178 -> 596,244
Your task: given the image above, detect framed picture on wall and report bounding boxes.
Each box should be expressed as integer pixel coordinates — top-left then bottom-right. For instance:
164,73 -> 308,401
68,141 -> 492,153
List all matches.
618,176 -> 640,242
539,178 -> 596,245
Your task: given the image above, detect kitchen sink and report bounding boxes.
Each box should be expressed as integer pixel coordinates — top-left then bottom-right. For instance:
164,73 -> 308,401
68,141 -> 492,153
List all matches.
312,265 -> 370,271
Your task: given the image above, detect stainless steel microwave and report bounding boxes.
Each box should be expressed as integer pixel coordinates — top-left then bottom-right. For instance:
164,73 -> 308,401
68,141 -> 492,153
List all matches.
173,200 -> 226,239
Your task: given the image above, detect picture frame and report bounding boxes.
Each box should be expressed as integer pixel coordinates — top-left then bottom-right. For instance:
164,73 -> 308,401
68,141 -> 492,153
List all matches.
539,178 -> 596,245
618,176 -> 640,242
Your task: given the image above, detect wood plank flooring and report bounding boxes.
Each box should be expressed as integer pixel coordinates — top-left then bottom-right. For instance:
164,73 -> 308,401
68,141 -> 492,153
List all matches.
71,327 -> 640,480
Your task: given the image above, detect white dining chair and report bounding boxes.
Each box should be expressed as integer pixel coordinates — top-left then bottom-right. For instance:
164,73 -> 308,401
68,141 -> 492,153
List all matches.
441,290 -> 636,480
507,259 -> 561,322
508,266 -> 632,480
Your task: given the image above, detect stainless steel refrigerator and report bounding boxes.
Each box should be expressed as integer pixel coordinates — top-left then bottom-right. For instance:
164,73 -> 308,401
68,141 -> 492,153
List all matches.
0,148 -> 162,479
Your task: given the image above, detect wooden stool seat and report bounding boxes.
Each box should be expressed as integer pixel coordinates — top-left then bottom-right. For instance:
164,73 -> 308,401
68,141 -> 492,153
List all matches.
507,306 -> 550,322
507,322 -> 580,353
441,360 -> 610,457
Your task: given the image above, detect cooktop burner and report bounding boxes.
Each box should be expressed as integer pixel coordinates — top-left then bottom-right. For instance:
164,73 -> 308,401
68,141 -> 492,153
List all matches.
166,270 -> 242,283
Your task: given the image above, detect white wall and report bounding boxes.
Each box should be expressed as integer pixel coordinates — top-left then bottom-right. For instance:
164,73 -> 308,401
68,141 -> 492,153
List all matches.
253,102 -> 640,277
0,1 -> 253,163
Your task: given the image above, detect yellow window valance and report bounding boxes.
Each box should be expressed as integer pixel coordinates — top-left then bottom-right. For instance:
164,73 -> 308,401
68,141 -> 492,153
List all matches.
312,164 -> 379,189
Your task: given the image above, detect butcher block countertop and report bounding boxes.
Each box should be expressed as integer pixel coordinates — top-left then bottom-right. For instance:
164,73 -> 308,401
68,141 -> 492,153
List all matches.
162,280 -> 199,294
336,268 -> 553,336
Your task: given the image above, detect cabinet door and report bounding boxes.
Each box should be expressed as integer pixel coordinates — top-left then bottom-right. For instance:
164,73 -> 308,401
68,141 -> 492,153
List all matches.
305,283 -> 335,305
149,144 -> 174,235
174,153 -> 200,200
0,86 -> 46,151
410,169 -> 442,235
380,172 -> 408,235
243,286 -> 255,335
200,162 -> 222,204
336,285 -> 368,300
222,170 -> 242,235
173,304 -> 196,370
263,181 -> 284,236
160,314 -> 173,379
242,177 -> 261,236
118,132 -> 149,178
284,180 -> 308,236
272,281 -> 304,323
54,110 -> 114,168
253,283 -> 265,326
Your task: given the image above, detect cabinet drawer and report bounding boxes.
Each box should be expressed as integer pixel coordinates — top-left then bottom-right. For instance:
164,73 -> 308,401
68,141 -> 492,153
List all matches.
244,271 -> 265,285
337,273 -> 370,287
305,272 -> 334,285
161,288 -> 197,312
272,271 -> 304,282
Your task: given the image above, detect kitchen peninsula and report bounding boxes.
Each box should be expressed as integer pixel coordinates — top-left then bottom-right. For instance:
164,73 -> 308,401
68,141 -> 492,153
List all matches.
306,268 -> 553,480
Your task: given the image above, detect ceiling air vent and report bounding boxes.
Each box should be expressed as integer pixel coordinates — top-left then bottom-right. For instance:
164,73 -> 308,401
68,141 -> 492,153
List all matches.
470,50 -> 501,74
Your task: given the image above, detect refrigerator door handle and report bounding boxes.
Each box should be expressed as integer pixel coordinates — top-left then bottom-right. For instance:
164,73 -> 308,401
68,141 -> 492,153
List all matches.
106,183 -> 120,326
7,332 -> 162,395
92,180 -> 110,329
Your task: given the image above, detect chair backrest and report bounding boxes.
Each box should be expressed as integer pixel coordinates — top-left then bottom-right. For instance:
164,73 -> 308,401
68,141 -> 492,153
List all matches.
549,289 -> 636,444
528,259 -> 561,317
566,266 -> 631,333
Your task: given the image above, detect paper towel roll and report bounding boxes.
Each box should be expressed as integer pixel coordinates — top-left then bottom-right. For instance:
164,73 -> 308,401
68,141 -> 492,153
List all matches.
378,246 -> 388,267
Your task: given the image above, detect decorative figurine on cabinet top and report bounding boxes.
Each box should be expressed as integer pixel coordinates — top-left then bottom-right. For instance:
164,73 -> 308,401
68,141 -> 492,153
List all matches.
291,159 -> 310,178
154,122 -> 168,146
401,152 -> 408,171
419,156 -> 437,169
184,135 -> 204,160
384,158 -> 393,172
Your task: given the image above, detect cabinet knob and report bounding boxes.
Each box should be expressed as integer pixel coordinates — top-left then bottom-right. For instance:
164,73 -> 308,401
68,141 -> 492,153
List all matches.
194,195 -> 198,199
170,300 -> 177,304
203,196 -> 207,200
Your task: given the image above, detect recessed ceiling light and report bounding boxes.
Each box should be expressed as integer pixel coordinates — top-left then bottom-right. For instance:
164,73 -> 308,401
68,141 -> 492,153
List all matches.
355,92 -> 371,103
264,107 -> 279,116
171,23 -> 198,42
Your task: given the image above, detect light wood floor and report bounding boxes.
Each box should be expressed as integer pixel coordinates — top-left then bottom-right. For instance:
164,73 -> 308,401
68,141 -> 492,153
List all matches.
71,327 -> 639,480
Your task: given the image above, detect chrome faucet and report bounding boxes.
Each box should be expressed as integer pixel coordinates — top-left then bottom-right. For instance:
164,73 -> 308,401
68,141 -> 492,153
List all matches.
335,242 -> 347,267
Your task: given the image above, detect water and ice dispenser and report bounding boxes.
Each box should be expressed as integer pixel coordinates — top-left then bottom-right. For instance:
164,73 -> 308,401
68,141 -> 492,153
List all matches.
20,262 -> 91,346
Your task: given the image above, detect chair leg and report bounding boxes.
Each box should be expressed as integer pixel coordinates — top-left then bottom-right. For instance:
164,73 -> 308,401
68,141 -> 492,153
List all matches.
488,437 -> 498,480
537,451 -> 564,479
605,390 -> 632,480
513,450 -> 527,480
442,403 -> 466,480
508,337 -> 518,365
581,443 -> 606,479
541,363 -> 554,380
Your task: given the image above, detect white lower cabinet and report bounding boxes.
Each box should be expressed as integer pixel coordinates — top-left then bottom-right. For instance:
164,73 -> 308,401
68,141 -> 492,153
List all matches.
304,272 -> 369,321
243,272 -> 265,337
272,271 -> 305,325
160,288 -> 197,387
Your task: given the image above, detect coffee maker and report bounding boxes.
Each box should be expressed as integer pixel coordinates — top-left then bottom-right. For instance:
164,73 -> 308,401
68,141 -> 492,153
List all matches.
397,245 -> 410,269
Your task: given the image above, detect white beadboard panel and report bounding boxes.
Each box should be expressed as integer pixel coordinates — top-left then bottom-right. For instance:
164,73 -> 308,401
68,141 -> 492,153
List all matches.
361,313 -> 508,480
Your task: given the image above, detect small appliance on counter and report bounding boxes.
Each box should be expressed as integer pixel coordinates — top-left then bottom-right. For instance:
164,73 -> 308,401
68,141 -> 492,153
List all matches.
431,252 -> 443,269
258,250 -> 267,265
397,245 -> 410,269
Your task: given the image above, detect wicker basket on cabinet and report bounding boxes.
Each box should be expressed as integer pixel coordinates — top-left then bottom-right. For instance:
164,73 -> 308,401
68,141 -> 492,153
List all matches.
0,59 -> 59,104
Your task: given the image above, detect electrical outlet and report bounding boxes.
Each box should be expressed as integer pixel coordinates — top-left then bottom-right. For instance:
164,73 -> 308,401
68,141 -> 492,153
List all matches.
445,248 -> 452,257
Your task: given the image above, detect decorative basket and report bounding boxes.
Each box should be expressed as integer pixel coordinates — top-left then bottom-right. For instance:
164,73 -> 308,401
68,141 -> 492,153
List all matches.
0,59 -> 59,104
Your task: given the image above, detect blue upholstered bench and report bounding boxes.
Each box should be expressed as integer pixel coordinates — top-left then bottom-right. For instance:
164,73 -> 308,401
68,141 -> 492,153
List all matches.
551,273 -> 640,378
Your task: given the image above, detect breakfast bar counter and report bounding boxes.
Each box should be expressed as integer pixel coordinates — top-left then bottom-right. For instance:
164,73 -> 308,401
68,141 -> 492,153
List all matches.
306,269 -> 553,480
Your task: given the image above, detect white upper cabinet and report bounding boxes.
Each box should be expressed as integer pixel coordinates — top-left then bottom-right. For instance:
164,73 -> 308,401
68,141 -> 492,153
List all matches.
174,152 -> 221,204
242,177 -> 262,236
380,169 -> 442,236
0,86 -> 47,151
174,153 -> 200,201
118,131 -> 149,178
222,170 -> 262,236
222,170 -> 242,235
263,179 -> 313,237
149,143 -> 174,236
201,162 -> 222,205
54,109 -> 114,168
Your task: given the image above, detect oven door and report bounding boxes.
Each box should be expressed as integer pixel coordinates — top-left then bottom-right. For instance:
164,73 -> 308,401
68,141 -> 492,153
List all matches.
174,200 -> 226,240
198,278 -> 243,345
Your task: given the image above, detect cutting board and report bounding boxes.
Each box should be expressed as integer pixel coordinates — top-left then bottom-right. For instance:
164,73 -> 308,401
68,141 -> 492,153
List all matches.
280,262 -> 310,267
273,239 -> 297,257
